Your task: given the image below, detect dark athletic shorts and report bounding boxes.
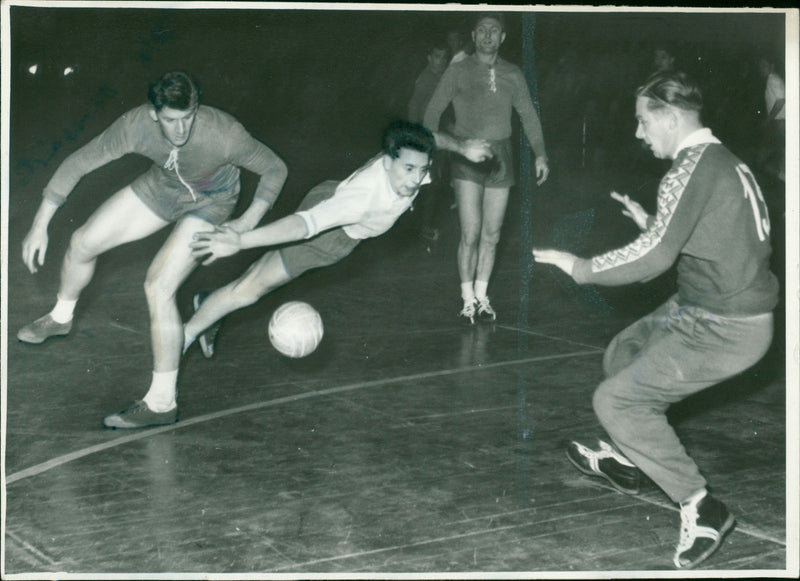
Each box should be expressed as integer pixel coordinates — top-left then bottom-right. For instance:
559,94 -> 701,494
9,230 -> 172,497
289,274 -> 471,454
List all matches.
279,180 -> 361,278
133,185 -> 239,225
450,138 -> 515,188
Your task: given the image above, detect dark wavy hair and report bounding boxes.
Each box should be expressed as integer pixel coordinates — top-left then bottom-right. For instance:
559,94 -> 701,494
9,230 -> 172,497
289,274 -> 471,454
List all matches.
148,71 -> 201,112
473,12 -> 506,32
381,120 -> 435,159
636,70 -> 703,113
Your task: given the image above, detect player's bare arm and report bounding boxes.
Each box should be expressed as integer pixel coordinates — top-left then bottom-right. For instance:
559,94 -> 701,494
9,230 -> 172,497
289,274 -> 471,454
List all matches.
191,214 -> 309,265
221,197 -> 272,234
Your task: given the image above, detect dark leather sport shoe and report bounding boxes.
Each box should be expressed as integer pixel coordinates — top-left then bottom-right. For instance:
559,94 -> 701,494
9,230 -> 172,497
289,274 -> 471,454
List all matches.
103,400 -> 178,429
193,291 -> 221,359
566,440 -> 641,494
673,492 -> 735,569
18,314 -> 72,344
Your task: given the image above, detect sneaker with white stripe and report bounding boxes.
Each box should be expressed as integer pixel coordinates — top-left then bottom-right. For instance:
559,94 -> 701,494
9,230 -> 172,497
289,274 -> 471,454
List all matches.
566,439 -> 641,495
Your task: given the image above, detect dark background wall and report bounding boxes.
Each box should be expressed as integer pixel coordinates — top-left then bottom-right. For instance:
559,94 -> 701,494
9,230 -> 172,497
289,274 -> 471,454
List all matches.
7,6 -> 787,294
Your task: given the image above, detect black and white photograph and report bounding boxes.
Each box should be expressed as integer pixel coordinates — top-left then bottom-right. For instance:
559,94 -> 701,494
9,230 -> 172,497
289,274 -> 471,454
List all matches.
1,1 -> 797,578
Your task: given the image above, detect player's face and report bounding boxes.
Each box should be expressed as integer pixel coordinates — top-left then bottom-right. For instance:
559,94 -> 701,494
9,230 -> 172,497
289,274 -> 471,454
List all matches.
384,148 -> 431,197
635,96 -> 675,160
428,48 -> 449,75
653,49 -> 674,72
472,18 -> 505,55
153,106 -> 197,147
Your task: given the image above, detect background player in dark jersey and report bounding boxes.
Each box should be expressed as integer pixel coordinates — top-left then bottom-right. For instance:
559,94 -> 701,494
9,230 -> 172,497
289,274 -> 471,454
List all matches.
424,12 -> 549,324
17,71 -> 288,429
533,70 -> 779,569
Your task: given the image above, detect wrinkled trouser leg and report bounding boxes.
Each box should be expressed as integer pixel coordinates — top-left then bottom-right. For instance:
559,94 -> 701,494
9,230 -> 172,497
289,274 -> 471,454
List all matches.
593,296 -> 773,503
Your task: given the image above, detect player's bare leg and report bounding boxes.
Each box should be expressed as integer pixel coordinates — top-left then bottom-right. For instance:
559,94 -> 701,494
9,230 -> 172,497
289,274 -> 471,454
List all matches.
18,186 -> 169,344
183,250 -> 292,352
104,215 -> 213,428
453,179 -> 485,323
473,186 -> 509,321
146,215 -> 214,373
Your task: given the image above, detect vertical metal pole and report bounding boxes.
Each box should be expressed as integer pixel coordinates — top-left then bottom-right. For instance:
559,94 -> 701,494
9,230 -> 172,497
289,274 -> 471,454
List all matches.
518,10 -> 538,333
516,10 -> 538,491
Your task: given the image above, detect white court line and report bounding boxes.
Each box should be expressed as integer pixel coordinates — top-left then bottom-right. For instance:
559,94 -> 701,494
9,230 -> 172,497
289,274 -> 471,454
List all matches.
496,323 -> 607,351
268,496 -> 785,572
268,503 -> 634,572
4,530 -> 60,568
6,348 -> 602,485
5,344 -> 784,552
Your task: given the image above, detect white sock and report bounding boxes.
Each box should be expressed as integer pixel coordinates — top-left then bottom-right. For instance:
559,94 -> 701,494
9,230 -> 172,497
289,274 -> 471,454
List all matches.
142,370 -> 178,412
461,282 -> 475,303
50,297 -> 77,324
474,280 -> 489,300
681,488 -> 707,507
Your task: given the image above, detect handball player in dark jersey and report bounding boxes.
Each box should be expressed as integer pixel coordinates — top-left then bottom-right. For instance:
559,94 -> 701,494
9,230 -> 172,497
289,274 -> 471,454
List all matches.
18,71 -> 288,429
424,12 -> 550,324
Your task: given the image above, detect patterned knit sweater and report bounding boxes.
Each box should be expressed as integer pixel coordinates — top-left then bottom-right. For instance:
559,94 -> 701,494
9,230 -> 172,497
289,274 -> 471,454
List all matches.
573,130 -> 779,316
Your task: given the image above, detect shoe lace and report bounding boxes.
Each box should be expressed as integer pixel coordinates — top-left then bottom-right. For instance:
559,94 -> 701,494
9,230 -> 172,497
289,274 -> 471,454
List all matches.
476,296 -> 495,316
460,300 -> 477,318
597,440 -> 636,466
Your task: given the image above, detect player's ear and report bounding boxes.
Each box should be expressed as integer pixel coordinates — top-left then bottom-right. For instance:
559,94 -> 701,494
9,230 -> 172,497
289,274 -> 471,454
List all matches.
148,107 -> 159,122
500,31 -> 507,45
382,154 -> 393,170
667,109 -> 679,130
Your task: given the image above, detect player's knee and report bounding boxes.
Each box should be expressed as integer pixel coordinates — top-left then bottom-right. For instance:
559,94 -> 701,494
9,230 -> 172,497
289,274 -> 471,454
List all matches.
143,273 -> 178,305
460,228 -> 481,247
68,227 -> 98,262
592,381 -> 620,426
480,227 -> 502,247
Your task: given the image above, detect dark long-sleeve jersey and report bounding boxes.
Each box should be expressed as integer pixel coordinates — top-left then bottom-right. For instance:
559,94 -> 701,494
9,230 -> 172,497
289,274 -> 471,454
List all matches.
42,104 -> 287,208
408,65 -> 443,124
573,130 -> 779,316
423,54 -> 546,159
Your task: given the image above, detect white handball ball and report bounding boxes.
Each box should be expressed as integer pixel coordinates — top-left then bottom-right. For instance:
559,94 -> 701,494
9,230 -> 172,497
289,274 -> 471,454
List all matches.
268,301 -> 324,358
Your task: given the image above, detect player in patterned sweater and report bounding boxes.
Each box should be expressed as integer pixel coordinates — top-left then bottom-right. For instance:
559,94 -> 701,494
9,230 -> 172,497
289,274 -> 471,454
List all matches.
17,71 -> 288,429
533,70 -> 778,569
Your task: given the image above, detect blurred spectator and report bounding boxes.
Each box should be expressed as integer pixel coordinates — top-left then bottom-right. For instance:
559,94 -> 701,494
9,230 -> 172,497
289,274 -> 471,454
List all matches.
408,40 -> 449,124
408,38 -> 451,246
447,29 -> 470,64
652,46 -> 676,73
757,55 -> 785,182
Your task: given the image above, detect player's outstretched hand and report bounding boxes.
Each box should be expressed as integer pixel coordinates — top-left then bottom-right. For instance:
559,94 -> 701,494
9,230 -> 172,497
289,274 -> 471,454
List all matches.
610,191 -> 649,231
532,248 -> 578,277
461,139 -> 494,163
535,156 -> 550,185
22,226 -> 48,274
191,225 -> 242,266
